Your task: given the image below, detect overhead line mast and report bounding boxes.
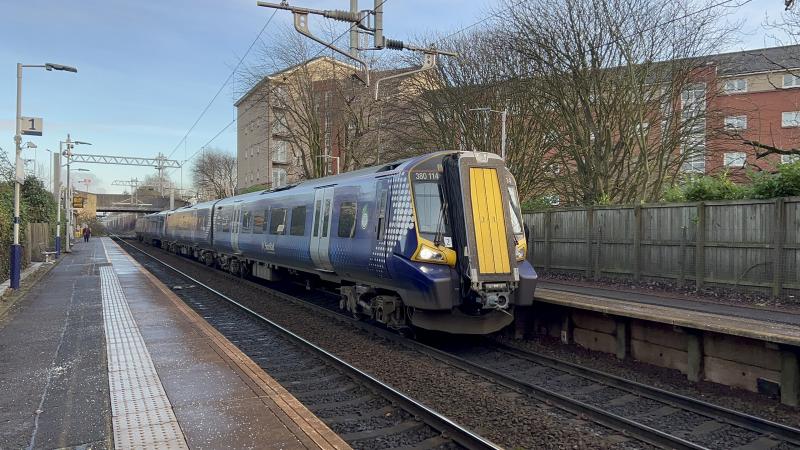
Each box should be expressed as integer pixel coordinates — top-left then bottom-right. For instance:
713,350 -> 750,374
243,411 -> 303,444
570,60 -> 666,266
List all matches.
256,0 -> 456,93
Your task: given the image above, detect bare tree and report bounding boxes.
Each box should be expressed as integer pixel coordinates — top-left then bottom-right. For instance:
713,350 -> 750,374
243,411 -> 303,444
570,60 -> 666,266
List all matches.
734,6 -> 800,161
391,29 -> 554,200
238,25 -> 365,181
487,0 -> 739,205
191,148 -> 237,201
135,173 -> 174,198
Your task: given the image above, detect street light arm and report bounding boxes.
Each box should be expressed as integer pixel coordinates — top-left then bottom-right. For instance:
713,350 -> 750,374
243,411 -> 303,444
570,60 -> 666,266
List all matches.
45,63 -> 78,73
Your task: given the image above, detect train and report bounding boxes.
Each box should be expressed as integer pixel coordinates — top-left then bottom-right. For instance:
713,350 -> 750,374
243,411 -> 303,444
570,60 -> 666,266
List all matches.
135,151 -> 537,334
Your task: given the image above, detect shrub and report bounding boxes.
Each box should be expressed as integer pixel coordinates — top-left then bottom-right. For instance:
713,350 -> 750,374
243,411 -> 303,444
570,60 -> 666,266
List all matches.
750,160 -> 800,199
664,171 -> 748,202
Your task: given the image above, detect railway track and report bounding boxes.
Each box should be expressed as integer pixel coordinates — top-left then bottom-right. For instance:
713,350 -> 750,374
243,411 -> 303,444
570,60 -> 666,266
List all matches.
114,238 -> 498,450
118,238 -> 800,450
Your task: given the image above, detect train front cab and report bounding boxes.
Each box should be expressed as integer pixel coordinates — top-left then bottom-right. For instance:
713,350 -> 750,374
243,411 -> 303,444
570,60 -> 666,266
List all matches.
402,151 -> 537,334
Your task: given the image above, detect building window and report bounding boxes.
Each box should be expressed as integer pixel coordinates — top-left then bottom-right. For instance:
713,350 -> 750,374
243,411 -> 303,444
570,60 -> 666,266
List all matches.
723,79 -> 748,94
272,139 -> 288,163
783,74 -> 800,88
782,111 -> 800,128
272,85 -> 288,105
723,152 -> 746,168
272,168 -> 287,188
271,110 -> 289,135
724,115 -> 747,130
269,208 -> 287,235
782,154 -> 800,164
337,202 -> 357,238
290,206 -> 306,236
681,135 -> 706,173
681,84 -> 706,111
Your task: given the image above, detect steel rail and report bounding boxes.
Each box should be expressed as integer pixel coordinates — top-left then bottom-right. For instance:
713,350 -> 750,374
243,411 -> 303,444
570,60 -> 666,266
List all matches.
113,237 -> 500,450
491,342 -> 800,446
119,238 -> 800,449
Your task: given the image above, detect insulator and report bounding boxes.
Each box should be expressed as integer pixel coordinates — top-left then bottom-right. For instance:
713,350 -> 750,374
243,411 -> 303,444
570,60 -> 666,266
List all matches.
385,38 -> 405,50
323,9 -> 360,22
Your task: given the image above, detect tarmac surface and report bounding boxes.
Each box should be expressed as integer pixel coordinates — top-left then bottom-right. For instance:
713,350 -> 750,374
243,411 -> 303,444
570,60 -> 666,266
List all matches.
0,238 -> 349,450
0,239 -> 112,449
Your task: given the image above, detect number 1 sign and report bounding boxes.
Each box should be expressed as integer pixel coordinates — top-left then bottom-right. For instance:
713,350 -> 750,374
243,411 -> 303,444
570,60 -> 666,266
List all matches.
20,116 -> 43,136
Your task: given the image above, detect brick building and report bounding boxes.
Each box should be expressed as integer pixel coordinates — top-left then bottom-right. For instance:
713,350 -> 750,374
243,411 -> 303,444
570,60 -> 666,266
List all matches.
701,45 -> 800,176
234,57 -> 355,192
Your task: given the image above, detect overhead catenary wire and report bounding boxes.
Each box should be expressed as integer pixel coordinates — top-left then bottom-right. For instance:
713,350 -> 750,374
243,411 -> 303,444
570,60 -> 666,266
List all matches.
170,0 -> 749,181
168,0 -> 391,179
165,9 -> 279,162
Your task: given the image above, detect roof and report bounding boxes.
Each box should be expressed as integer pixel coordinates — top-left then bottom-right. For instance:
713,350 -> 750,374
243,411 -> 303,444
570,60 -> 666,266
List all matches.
234,56 -> 357,106
705,44 -> 800,76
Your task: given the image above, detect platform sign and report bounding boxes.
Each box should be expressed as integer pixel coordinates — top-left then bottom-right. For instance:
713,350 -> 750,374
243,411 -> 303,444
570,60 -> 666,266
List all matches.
72,196 -> 85,208
20,116 -> 43,136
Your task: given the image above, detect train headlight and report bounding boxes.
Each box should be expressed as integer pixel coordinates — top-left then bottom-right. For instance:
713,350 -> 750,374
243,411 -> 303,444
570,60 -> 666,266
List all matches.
417,245 -> 445,263
515,242 -> 527,261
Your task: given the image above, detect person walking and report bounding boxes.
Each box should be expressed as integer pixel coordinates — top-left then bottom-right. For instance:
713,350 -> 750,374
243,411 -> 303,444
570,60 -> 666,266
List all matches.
82,226 -> 91,243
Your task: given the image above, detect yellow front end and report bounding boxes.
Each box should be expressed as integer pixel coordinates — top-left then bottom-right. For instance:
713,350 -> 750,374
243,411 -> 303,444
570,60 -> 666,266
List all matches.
469,167 -> 511,275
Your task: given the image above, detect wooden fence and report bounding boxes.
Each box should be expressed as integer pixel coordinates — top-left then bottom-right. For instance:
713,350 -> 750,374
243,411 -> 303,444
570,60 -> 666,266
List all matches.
523,197 -> 800,297
25,223 -> 51,263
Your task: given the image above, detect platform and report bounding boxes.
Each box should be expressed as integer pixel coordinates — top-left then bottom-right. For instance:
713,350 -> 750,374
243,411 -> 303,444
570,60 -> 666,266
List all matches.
536,281 -> 800,347
0,237 -> 349,449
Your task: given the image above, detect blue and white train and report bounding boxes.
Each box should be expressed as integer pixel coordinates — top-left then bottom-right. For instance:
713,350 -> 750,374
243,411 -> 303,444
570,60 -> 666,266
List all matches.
136,151 -> 537,334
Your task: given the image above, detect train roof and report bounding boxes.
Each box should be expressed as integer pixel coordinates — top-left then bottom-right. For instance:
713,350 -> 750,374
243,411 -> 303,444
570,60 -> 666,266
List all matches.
214,151 -> 459,206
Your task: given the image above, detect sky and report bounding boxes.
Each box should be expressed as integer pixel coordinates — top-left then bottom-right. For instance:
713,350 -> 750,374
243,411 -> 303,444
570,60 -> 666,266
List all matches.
0,0 -> 786,195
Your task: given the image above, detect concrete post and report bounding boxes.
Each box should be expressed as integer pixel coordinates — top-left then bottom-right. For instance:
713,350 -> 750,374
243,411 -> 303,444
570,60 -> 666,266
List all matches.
513,306 -> 531,339
615,319 -> 630,360
780,348 -> 799,407
561,314 -> 573,345
687,332 -> 704,382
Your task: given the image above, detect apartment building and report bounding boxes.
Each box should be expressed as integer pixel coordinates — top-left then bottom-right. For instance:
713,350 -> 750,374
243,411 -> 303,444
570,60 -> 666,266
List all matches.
695,45 -> 800,175
235,57 -> 354,192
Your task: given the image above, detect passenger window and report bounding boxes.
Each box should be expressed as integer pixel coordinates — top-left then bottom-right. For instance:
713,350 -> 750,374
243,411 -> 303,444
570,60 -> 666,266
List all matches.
242,211 -> 252,233
338,202 -> 357,238
313,200 -> 321,237
262,209 -> 269,233
322,200 -> 331,238
222,211 -> 230,232
377,189 -> 388,240
269,208 -> 287,235
290,206 -> 306,236
253,213 -> 265,234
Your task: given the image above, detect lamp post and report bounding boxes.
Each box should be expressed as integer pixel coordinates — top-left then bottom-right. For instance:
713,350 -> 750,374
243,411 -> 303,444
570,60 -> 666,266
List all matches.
11,62 -> 77,289
468,102 -> 510,159
60,136 -> 90,254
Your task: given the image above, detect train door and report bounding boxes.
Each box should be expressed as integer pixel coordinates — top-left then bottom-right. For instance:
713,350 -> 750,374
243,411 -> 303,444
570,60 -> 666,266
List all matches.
310,187 -> 334,271
231,202 -> 242,254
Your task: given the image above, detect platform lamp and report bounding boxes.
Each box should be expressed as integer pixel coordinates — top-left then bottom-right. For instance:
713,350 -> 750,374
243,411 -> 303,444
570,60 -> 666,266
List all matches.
60,136 -> 90,255
11,62 -> 77,289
